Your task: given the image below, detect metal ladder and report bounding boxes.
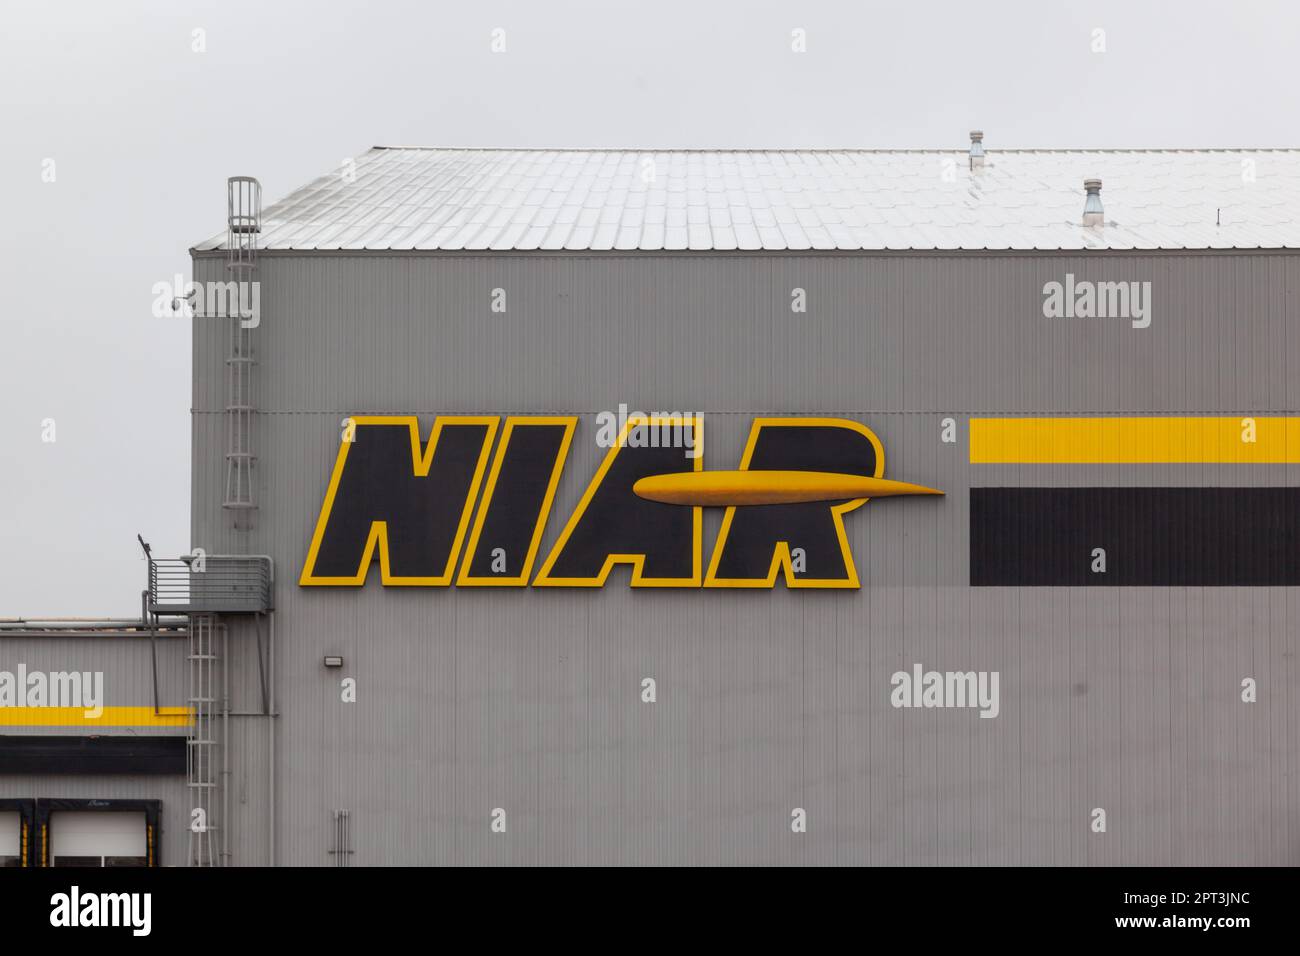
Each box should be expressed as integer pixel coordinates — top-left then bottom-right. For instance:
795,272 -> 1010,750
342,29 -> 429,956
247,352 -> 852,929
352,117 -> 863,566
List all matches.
187,613 -> 222,866
223,177 -> 261,528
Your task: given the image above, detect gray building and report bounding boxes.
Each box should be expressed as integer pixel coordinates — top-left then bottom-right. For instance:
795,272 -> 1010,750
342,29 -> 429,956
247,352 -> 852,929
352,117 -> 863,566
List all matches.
4,142 -> 1300,866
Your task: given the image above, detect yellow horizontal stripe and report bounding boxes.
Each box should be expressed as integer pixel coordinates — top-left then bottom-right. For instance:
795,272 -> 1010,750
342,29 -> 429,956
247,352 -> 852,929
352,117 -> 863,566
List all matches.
970,417 -> 1300,464
0,706 -> 192,727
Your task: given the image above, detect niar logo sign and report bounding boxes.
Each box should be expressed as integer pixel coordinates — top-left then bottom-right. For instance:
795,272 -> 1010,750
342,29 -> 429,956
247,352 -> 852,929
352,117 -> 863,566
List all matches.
299,415 -> 942,590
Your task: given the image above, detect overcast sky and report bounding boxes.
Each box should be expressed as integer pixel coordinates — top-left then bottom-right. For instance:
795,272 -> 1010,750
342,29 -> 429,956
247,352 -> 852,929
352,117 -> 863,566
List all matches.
2,0 -> 1298,616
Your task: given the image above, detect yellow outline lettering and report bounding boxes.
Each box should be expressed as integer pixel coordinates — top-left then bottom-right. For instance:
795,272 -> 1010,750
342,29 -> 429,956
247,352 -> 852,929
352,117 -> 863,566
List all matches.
299,415 -> 498,586
457,416 -> 578,587
533,415 -> 703,587
703,418 -> 883,589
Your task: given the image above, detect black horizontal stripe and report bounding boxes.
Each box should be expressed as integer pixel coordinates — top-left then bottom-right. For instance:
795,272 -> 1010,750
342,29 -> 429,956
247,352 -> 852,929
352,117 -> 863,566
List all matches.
0,736 -> 186,775
971,487 -> 1300,586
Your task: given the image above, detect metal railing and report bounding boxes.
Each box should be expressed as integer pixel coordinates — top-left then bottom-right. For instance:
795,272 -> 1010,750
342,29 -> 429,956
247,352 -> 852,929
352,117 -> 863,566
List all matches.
147,555 -> 273,615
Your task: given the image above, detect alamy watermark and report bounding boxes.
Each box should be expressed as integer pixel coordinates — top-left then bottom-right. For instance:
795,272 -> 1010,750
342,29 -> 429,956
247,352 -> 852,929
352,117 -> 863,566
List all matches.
0,665 -> 104,717
152,274 -> 261,328
595,404 -> 701,458
50,886 -> 151,936
1042,273 -> 1151,329
890,663 -> 1000,718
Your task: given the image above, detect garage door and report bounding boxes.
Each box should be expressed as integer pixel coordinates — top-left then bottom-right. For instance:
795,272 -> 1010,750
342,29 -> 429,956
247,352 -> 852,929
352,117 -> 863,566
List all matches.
50,811 -> 146,867
0,812 -> 19,866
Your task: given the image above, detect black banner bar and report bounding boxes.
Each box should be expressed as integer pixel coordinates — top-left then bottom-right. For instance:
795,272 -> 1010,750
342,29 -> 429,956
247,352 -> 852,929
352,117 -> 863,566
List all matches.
0,737 -> 186,775
971,487 -> 1300,586
0,865 -> 1282,941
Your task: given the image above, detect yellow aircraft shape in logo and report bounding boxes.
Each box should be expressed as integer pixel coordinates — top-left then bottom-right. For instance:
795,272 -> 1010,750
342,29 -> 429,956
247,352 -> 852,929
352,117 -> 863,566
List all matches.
632,470 -> 944,507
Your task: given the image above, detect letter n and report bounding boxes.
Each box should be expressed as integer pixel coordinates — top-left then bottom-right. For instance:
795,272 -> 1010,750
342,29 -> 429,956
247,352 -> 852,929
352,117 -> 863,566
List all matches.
704,418 -> 881,588
300,416 -> 498,585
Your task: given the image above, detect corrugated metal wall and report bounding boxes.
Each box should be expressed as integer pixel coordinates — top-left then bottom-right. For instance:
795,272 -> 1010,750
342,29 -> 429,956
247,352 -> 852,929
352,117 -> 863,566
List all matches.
0,636 -> 190,861
15,250 -> 1298,866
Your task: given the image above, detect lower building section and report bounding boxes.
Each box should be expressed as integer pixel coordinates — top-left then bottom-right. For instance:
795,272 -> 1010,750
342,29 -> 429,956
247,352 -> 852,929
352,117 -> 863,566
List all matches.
8,580 -> 1299,865
0,798 -> 161,867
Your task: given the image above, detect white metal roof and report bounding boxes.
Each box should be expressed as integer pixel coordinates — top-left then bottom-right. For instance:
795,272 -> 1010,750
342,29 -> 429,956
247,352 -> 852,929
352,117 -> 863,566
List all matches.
193,146 -> 1300,253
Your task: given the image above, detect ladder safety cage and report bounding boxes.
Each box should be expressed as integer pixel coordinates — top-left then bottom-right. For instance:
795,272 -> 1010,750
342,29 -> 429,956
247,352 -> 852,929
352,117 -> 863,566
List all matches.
187,614 -> 221,867
223,176 -> 261,526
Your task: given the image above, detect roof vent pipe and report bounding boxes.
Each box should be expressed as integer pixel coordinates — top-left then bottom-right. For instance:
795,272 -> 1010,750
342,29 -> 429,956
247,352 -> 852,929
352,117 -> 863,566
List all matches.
969,130 -> 985,170
1083,178 -> 1104,227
